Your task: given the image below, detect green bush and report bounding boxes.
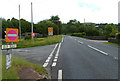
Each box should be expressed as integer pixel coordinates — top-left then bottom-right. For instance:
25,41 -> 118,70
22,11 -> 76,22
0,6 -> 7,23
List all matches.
24,35 -> 31,40
71,33 -> 86,37
116,33 -> 120,39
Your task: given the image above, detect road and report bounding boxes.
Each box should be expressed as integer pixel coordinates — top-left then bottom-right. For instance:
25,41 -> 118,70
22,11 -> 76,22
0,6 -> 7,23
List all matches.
12,35 -> 118,80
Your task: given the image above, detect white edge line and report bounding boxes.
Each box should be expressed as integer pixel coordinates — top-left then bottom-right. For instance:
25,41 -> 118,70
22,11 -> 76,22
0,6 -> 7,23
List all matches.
88,45 -> 108,55
58,70 -> 62,80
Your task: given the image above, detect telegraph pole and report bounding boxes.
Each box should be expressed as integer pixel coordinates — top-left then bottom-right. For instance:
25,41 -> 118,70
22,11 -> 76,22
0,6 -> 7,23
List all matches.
31,2 -> 34,40
84,18 -> 85,23
19,5 -> 21,39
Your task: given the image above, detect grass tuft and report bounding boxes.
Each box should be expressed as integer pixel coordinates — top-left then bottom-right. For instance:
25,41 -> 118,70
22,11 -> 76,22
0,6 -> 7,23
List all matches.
103,42 -> 120,46
17,35 -> 62,48
2,56 -> 47,79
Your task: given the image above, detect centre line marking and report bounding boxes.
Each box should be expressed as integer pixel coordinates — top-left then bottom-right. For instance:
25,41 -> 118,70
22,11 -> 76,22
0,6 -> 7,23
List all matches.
52,43 -> 62,67
52,62 -> 56,67
55,57 -> 58,59
54,59 -> 57,62
43,43 -> 58,67
88,45 -> 108,55
58,70 -> 62,81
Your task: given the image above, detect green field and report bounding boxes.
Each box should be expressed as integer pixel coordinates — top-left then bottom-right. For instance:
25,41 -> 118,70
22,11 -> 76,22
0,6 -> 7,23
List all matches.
17,35 -> 62,48
2,55 -> 47,79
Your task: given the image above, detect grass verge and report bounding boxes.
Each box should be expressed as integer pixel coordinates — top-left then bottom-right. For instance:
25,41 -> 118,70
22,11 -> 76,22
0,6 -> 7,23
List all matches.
17,35 -> 62,48
2,55 -> 47,79
103,42 -> 120,46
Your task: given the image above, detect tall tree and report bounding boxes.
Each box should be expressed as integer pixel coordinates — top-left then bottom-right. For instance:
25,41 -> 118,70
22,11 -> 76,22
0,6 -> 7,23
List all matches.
49,15 -> 62,34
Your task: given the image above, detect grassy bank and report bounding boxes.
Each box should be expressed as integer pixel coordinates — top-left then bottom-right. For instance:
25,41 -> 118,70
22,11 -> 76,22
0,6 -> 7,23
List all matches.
103,42 -> 120,46
2,55 -> 47,79
17,35 -> 62,48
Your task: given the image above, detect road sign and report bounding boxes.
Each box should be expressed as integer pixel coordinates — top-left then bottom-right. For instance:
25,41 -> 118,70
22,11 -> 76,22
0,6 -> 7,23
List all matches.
2,44 -> 17,50
31,33 -> 35,36
6,28 -> 18,42
48,27 -> 53,36
6,54 -> 12,69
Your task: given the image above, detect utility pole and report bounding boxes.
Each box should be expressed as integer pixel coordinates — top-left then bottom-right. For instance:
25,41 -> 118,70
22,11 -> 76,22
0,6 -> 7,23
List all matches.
31,2 -> 34,40
84,18 -> 85,23
19,5 -> 21,39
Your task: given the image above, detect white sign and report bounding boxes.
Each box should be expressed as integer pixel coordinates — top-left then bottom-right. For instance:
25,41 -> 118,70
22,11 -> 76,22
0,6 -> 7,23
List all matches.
2,44 -> 17,50
6,54 -> 12,69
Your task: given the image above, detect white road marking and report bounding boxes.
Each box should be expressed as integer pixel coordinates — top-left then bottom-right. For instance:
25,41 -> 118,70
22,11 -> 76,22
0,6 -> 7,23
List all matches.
55,43 -> 61,57
54,59 -> 57,62
52,43 -> 62,67
45,59 -> 50,63
114,57 -> 118,60
43,63 -> 48,67
55,56 -> 58,59
58,70 -> 62,81
47,57 -> 51,60
52,62 -> 56,67
88,45 -> 108,55
43,43 -> 58,67
61,37 -> 64,42
78,41 -> 83,44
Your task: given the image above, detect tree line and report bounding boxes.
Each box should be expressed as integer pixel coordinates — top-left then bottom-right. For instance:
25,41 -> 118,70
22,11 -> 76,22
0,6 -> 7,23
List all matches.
1,15 -> 119,39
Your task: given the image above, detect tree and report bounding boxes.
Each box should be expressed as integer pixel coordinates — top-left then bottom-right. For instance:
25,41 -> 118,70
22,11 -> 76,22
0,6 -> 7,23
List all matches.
103,24 -> 118,37
49,15 -> 62,34
36,20 -> 57,36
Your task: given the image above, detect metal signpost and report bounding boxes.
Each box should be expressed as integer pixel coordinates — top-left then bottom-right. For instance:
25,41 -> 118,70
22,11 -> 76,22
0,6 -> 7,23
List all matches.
2,28 -> 18,69
48,27 -> 53,36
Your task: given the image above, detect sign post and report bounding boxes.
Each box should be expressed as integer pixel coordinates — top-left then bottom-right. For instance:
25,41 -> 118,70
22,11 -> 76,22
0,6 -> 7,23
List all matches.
3,28 -> 18,69
48,27 -> 53,36
6,28 -> 18,42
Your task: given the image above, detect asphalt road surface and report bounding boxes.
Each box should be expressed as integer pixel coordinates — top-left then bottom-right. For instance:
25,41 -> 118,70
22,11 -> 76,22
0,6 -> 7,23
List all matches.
12,35 -> 118,80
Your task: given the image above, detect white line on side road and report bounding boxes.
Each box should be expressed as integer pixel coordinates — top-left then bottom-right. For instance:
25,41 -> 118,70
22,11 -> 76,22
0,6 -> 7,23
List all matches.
45,59 -> 50,63
58,70 -> 62,81
43,43 -> 58,67
88,45 -> 108,55
43,63 -> 48,67
52,62 -> 56,67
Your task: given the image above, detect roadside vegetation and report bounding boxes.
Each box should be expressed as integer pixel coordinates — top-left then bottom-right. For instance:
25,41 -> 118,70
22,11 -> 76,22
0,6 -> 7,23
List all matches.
17,35 -> 62,48
2,55 -> 47,79
103,42 -> 120,46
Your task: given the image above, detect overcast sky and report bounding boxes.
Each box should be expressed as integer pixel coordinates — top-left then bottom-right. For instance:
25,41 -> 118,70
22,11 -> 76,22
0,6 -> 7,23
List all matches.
0,0 -> 119,24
